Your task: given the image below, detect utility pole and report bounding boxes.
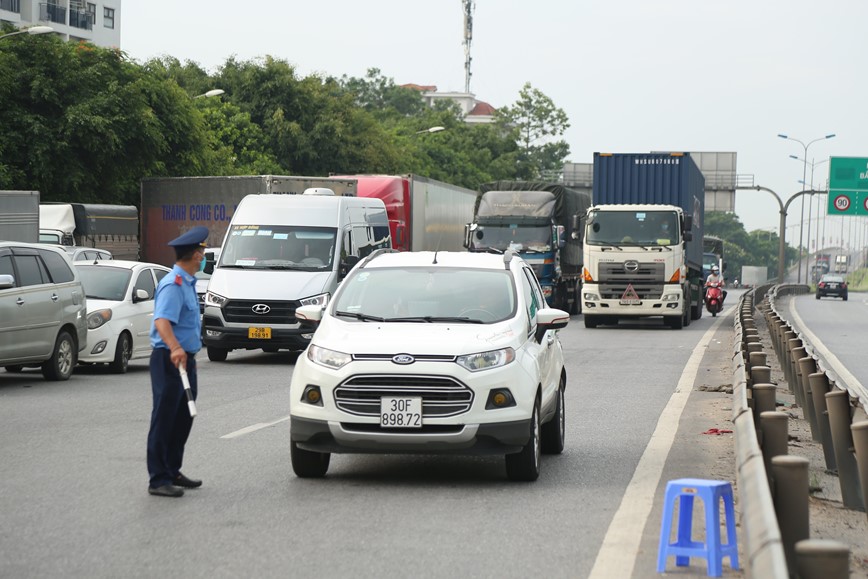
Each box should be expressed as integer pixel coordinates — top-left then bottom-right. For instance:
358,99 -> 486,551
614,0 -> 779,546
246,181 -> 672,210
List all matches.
463,0 -> 475,93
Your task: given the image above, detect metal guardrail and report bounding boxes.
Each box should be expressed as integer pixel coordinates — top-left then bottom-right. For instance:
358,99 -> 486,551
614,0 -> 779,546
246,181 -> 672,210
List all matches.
732,283 -> 866,577
732,289 -> 789,577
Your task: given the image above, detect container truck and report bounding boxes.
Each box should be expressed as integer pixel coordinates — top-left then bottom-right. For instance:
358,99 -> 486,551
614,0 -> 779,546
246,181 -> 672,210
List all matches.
140,175 -> 357,266
39,203 -> 139,259
581,152 -> 705,329
464,181 -> 591,313
330,174 -> 476,252
702,236 -> 726,279
0,191 -> 40,242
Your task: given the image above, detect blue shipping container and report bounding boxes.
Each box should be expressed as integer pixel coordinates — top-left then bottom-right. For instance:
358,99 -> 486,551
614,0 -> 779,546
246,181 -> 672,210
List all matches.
592,152 -> 705,271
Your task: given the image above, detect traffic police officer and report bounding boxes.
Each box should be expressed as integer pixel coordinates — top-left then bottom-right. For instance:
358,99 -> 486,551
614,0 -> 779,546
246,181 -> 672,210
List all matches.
147,226 -> 208,497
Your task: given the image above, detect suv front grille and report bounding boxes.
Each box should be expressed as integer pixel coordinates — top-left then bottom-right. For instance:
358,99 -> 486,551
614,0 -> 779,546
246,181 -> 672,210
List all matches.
223,299 -> 298,324
334,374 -> 474,418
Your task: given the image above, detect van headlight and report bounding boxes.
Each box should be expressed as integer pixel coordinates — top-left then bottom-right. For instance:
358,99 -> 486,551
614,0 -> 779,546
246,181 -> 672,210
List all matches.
205,291 -> 227,307
307,344 -> 351,369
456,347 -> 515,372
300,293 -> 329,307
87,309 -> 112,330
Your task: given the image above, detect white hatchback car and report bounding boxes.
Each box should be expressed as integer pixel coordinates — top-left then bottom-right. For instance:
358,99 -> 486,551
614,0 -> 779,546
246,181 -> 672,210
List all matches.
74,260 -> 171,373
290,250 -> 570,481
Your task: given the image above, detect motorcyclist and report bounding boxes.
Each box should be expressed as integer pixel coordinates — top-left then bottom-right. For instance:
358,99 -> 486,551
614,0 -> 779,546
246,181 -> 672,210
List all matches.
705,265 -> 727,305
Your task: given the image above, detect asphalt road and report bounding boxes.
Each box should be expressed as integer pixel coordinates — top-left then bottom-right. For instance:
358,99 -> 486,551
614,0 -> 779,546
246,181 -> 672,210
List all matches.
0,305 -> 743,579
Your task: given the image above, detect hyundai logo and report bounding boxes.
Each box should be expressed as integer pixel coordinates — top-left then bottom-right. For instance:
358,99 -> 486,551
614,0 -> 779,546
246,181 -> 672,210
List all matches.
392,354 -> 415,365
252,303 -> 271,315
624,260 -> 639,273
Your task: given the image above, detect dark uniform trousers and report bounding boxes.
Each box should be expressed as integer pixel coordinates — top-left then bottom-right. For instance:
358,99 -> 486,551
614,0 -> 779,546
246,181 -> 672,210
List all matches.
147,348 -> 198,488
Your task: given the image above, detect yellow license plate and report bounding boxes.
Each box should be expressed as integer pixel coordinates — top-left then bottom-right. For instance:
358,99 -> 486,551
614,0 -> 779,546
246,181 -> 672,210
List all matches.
248,327 -> 272,339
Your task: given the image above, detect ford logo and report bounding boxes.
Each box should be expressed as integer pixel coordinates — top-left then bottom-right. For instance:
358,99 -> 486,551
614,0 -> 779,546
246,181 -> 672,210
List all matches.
624,260 -> 639,273
392,354 -> 415,365
252,303 -> 271,314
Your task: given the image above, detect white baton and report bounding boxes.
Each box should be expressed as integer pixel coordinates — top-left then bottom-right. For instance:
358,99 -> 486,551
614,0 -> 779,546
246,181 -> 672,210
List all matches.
178,364 -> 198,418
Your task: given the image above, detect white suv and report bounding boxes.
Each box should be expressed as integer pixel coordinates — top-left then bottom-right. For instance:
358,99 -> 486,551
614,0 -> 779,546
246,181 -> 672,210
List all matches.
290,250 -> 569,481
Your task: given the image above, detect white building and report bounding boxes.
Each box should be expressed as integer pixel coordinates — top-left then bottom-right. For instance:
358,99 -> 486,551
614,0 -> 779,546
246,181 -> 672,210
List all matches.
1,0 -> 120,48
401,84 -> 496,125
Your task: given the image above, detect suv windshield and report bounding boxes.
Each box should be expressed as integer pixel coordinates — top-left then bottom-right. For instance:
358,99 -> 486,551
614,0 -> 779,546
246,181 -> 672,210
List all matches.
219,225 -> 336,270
334,267 -> 516,323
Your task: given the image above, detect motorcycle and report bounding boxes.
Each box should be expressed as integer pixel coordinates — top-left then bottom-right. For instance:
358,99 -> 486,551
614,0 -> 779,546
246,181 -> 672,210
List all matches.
704,282 -> 724,317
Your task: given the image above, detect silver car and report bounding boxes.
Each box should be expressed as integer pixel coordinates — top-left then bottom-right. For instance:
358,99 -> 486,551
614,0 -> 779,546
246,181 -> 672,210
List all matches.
0,242 -> 87,380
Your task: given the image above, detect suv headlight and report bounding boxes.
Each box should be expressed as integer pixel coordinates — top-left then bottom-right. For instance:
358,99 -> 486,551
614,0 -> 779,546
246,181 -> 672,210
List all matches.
204,291 -> 227,307
300,293 -> 329,307
456,347 -> 515,372
87,309 -> 112,330
307,344 -> 351,369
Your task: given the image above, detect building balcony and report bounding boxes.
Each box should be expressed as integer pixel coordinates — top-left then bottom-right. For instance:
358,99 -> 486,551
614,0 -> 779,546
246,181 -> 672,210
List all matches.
0,0 -> 21,13
69,9 -> 92,30
39,2 -> 66,24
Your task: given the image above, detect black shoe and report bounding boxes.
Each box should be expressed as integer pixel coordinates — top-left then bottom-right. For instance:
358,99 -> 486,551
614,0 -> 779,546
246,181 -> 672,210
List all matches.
148,485 -> 184,497
174,473 -> 202,488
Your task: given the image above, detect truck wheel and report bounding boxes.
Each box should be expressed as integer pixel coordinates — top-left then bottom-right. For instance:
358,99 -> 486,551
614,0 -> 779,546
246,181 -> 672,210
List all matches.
570,284 -> 582,315
584,315 -> 598,329
42,330 -> 76,381
666,315 -> 683,330
291,442 -> 330,478
207,346 -> 229,362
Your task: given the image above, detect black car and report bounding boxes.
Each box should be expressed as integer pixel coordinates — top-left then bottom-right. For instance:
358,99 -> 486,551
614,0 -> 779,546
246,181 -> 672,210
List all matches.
816,274 -> 848,300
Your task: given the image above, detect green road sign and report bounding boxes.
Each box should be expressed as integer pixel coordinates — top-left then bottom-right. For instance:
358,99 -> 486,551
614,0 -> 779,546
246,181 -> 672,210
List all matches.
828,157 -> 868,215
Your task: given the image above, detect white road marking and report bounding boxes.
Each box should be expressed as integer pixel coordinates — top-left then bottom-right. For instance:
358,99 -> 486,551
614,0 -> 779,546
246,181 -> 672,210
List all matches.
588,310 -> 728,579
221,415 -> 291,439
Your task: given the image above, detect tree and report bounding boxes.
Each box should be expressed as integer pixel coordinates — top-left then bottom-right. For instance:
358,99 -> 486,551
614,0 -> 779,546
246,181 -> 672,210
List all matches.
496,82 -> 570,179
0,30 -> 214,205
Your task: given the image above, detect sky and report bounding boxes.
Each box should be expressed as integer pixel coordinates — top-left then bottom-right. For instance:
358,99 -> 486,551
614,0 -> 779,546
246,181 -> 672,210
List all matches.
121,0 -> 868,244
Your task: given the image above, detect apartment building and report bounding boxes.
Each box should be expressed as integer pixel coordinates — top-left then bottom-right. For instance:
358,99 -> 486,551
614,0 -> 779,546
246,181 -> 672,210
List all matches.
1,0 -> 120,48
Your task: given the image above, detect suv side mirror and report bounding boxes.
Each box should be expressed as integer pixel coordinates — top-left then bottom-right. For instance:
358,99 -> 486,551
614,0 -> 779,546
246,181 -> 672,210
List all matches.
0,274 -> 15,289
534,307 -> 570,342
296,304 -> 324,328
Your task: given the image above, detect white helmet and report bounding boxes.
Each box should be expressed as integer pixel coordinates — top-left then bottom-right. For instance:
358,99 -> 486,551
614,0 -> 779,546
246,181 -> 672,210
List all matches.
711,265 -> 720,274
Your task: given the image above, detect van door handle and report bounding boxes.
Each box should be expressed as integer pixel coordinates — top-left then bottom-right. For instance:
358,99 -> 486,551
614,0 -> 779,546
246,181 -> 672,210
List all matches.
51,294 -> 59,302
16,298 -> 25,306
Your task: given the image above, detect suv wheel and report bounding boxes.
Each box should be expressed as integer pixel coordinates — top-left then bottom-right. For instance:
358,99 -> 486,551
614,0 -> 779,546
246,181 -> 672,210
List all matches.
207,346 -> 229,362
541,375 -> 566,454
42,330 -> 76,381
505,399 -> 541,481
109,333 -> 132,374
291,442 -> 330,478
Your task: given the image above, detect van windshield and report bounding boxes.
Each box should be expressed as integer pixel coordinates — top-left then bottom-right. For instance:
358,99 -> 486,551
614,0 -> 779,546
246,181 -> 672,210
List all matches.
219,225 -> 337,270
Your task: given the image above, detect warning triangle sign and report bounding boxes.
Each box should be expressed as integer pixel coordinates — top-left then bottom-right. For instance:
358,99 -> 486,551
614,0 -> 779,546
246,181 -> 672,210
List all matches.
620,283 -> 641,305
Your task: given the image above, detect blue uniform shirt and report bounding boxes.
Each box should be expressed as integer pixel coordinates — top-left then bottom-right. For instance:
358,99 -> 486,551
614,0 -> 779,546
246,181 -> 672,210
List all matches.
150,265 -> 202,353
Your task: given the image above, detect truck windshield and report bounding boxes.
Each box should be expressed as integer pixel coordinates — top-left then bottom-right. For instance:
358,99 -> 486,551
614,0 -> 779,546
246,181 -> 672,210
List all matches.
219,225 -> 337,270
470,225 -> 551,253
586,210 -> 680,246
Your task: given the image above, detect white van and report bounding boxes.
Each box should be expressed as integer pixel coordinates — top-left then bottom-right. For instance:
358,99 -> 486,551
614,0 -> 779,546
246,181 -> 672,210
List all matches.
202,189 -> 390,361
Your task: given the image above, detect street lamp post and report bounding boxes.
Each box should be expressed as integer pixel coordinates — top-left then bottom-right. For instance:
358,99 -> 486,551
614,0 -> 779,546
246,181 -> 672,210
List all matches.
777,133 -> 835,283
414,126 -> 446,135
0,25 -> 54,40
194,89 -> 225,99
790,155 -> 829,281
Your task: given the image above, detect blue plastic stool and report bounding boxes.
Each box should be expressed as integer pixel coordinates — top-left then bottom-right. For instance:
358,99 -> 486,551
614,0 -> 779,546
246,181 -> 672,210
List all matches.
656,478 -> 739,577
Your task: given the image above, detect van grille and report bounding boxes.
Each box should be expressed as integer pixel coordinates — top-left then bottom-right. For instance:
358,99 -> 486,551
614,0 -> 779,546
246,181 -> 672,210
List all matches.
222,299 -> 298,324
334,375 -> 474,418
